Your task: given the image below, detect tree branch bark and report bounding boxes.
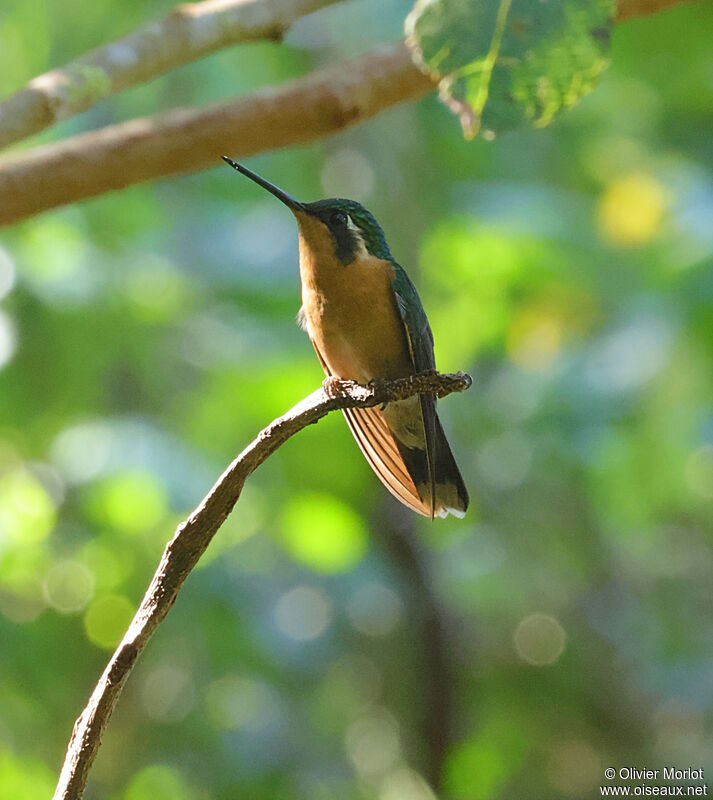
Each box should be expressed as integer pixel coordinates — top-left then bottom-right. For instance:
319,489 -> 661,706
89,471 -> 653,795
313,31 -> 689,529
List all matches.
52,370 -> 472,800
0,0 -> 696,228
616,0 -> 691,20
0,0 -> 342,151
0,43 -> 433,228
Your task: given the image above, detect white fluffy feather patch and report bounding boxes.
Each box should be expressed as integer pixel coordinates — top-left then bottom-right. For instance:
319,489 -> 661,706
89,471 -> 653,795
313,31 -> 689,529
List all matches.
296,305 -> 310,333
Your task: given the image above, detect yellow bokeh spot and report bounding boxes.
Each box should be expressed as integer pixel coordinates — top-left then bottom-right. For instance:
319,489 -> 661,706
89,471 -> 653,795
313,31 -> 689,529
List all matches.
597,173 -> 666,247
507,309 -> 562,371
0,469 -> 56,546
87,471 -> 168,536
280,494 -> 368,573
84,594 -> 134,649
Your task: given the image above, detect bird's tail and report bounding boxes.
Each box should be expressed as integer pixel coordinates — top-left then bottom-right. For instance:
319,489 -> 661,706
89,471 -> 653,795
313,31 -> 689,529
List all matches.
428,415 -> 469,519
346,398 -> 469,520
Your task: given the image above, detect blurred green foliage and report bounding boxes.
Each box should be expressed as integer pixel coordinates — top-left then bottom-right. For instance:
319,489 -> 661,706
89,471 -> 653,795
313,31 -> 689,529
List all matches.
1,1 -> 713,798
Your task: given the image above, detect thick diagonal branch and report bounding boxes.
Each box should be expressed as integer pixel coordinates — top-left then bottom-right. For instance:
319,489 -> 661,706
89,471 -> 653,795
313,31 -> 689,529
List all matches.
52,370 -> 471,800
0,0 -> 697,227
0,0 -> 342,151
0,0 -> 689,155
0,43 -> 433,227
617,0 -> 691,19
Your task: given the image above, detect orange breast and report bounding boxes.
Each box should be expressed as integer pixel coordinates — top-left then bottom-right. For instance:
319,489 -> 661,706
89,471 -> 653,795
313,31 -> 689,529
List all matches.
298,229 -> 412,383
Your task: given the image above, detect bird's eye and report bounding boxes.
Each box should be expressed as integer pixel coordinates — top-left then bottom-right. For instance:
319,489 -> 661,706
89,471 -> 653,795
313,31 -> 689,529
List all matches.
330,210 -> 348,227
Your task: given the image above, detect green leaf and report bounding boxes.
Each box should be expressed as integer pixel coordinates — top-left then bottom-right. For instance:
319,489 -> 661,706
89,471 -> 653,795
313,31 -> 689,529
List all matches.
405,0 -> 615,138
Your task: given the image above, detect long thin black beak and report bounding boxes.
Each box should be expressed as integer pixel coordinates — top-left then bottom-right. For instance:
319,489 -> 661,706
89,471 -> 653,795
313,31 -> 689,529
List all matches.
222,156 -> 304,212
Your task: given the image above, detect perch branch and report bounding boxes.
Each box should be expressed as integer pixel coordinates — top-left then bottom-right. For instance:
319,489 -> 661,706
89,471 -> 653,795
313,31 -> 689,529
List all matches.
52,370 -> 472,800
0,0 -> 343,151
0,0 -> 696,227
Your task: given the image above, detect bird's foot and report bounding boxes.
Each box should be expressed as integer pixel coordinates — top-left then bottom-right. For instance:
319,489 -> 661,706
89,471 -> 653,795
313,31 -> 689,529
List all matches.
323,375 -> 351,399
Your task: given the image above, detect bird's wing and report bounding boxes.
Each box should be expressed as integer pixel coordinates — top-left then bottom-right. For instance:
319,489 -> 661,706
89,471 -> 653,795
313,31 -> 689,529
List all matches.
342,405 -> 432,516
390,262 -> 438,518
307,323 -> 433,517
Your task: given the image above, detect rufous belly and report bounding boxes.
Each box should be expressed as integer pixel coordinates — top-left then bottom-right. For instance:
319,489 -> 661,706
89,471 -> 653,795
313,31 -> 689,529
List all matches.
300,252 -> 413,384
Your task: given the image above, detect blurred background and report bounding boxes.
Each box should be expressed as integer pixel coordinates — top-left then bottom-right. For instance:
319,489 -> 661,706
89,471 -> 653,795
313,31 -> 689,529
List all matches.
1,1 -> 713,798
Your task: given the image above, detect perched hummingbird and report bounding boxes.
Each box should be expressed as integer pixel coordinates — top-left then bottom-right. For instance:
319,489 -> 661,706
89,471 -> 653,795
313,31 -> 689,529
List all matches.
223,157 -> 468,519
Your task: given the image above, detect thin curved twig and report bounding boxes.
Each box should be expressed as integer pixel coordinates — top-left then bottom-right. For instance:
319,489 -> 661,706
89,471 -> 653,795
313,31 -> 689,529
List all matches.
0,0 -> 343,151
52,370 -> 472,800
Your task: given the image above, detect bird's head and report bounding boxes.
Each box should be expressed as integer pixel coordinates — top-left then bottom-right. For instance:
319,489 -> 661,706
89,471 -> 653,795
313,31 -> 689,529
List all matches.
223,157 -> 392,266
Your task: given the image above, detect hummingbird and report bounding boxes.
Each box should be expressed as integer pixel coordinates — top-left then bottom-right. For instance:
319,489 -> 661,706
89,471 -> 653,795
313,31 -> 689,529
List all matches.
223,157 -> 468,519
